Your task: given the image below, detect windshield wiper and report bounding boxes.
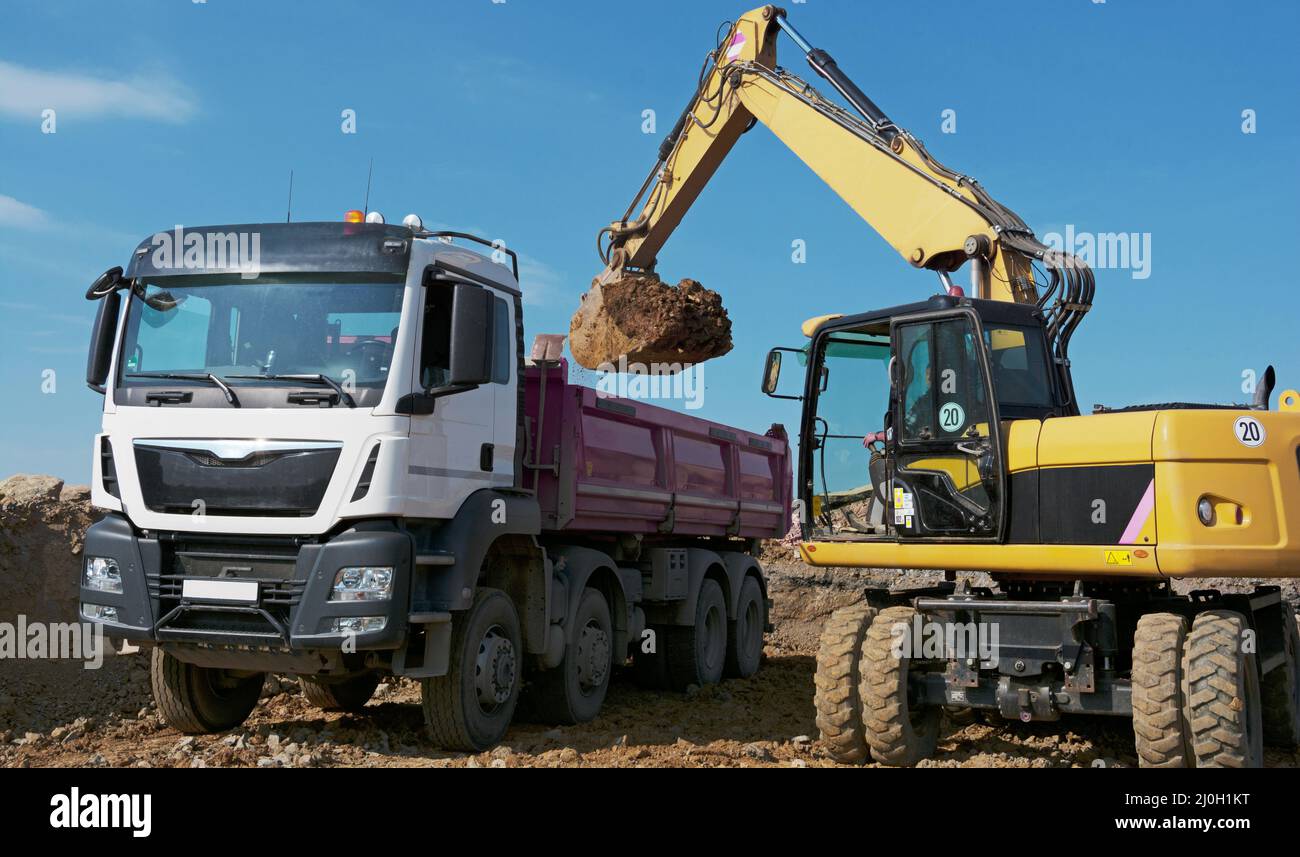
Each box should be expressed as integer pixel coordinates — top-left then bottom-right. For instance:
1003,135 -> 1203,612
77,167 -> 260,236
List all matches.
127,372 -> 240,406
228,374 -> 357,408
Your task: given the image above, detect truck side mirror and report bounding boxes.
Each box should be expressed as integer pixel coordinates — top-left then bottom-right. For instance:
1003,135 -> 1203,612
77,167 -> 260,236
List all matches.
760,349 -> 782,394
86,290 -> 121,393
448,283 -> 496,387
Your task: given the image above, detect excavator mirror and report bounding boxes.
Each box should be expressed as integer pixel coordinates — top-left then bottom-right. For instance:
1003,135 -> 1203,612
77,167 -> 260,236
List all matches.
761,350 -> 782,394
761,347 -> 805,400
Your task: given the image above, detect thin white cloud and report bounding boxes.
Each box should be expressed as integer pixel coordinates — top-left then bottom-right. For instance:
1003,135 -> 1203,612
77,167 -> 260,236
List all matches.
0,60 -> 196,123
0,194 -> 51,229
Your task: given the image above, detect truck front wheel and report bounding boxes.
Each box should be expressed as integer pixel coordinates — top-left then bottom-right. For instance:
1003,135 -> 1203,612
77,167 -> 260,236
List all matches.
422,588 -> 522,752
524,587 -> 613,724
300,672 -> 380,713
150,648 -> 263,734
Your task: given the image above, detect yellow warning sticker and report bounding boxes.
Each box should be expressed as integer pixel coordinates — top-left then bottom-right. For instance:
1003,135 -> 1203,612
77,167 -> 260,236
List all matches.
1105,550 -> 1133,566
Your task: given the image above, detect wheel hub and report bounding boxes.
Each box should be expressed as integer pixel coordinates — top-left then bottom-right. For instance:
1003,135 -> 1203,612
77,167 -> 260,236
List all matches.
474,627 -> 516,709
576,620 -> 611,690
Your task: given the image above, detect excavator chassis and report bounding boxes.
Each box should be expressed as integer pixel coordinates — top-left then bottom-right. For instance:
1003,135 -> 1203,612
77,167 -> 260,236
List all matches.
829,579 -> 1300,767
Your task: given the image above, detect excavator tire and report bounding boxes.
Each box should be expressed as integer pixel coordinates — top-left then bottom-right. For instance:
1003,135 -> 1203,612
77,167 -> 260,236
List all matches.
860,605 -> 939,767
1183,610 -> 1264,768
1261,605 -> 1300,747
1131,612 -> 1193,768
813,605 -> 877,764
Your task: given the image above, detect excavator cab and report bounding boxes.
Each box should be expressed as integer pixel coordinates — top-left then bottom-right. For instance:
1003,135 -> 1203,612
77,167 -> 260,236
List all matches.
764,294 -> 1064,544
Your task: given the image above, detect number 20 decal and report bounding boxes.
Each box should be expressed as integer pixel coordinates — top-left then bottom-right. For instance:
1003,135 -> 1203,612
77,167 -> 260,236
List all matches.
1234,416 -> 1266,448
939,402 -> 966,433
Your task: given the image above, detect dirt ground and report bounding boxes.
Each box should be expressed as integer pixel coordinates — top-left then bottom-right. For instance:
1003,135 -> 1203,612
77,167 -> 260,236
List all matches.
2,474 -> 1298,769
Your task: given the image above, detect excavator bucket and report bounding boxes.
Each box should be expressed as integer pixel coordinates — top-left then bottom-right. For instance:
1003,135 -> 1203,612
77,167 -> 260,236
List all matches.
567,273 -> 732,370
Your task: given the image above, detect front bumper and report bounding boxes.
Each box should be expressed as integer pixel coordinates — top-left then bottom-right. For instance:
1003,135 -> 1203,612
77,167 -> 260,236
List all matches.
79,514 -> 414,653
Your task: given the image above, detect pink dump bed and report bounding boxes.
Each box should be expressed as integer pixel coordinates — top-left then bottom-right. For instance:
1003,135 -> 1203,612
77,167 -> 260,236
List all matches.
523,361 -> 792,540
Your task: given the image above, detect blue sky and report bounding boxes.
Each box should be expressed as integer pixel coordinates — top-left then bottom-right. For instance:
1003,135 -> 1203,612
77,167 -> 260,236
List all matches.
2,0 -> 1297,483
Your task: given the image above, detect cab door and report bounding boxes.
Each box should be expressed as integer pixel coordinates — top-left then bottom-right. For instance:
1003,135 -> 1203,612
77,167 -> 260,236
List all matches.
889,309 -> 1006,541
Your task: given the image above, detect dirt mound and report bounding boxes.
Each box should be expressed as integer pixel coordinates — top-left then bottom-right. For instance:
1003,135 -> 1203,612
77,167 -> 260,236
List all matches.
568,274 -> 732,369
0,475 -> 95,625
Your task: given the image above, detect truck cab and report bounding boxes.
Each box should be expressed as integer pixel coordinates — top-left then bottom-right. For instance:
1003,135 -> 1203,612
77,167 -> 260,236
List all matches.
81,217 -> 787,750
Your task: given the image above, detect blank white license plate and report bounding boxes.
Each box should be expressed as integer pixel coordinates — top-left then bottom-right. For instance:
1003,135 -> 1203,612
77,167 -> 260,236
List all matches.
182,579 -> 259,603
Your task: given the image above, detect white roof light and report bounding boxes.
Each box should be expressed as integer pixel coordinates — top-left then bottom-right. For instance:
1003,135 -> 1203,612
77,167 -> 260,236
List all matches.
402,213 -> 423,230
365,211 -> 385,224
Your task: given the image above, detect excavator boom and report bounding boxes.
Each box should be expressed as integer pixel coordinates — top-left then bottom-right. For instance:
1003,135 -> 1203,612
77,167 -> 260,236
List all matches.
592,5 -> 1092,405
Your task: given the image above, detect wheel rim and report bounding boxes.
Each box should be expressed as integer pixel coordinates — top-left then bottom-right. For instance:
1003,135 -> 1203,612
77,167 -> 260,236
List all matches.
702,603 -> 726,672
473,624 -> 517,714
576,618 -> 611,694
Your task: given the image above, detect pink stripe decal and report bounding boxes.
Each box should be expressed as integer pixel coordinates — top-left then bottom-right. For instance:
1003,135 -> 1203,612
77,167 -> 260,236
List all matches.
1120,479 -> 1155,544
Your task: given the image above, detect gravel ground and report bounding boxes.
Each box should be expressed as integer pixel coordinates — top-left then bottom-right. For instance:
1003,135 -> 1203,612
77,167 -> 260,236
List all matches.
2,474 -> 1297,769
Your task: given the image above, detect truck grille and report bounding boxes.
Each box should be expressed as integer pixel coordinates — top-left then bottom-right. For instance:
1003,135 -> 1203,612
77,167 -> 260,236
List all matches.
134,440 -> 340,517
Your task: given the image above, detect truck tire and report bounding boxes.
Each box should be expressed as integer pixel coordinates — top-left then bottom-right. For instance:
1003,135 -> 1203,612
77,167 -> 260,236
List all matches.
300,672 -> 380,713
814,605 -> 878,764
724,575 -> 766,679
665,578 -> 727,690
1261,605 -> 1300,747
524,588 -> 613,725
860,605 -> 939,767
1131,612 -> 1193,768
421,588 -> 522,752
632,624 -> 671,689
150,647 -> 263,734
1183,610 -> 1264,768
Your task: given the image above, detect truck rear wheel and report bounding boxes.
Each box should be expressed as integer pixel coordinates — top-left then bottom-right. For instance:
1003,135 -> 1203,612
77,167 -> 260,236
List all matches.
666,578 -> 727,690
1131,612 -> 1193,768
632,624 -> 671,689
860,605 -> 939,767
150,647 -> 263,734
1261,605 -> 1300,747
724,576 -> 766,679
300,672 -> 380,713
525,588 -> 613,725
421,588 -> 522,752
1183,610 -> 1264,768
814,605 -> 878,764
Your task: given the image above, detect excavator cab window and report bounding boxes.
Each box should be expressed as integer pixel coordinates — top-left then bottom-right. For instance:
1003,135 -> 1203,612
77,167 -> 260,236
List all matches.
804,331 -> 893,538
890,310 -> 1005,540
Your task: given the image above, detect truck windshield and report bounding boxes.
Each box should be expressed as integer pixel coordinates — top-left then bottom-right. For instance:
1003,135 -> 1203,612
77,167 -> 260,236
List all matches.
118,273 -> 405,404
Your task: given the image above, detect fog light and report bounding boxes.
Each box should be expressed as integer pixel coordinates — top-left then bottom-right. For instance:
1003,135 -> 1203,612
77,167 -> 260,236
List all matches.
331,567 -> 394,602
331,616 -> 386,634
84,556 -> 122,593
81,603 -> 119,623
1197,497 -> 1215,526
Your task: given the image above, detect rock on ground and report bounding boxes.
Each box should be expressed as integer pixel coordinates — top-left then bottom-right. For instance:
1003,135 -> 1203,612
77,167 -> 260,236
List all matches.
568,274 -> 732,369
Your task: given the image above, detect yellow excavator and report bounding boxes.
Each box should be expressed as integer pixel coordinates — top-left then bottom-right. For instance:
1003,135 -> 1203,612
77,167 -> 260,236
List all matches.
591,5 -> 1300,767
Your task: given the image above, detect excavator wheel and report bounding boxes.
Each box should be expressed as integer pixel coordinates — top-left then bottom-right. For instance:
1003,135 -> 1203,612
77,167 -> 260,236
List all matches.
1182,610 -> 1264,768
1131,613 -> 1194,768
860,605 -> 940,767
813,604 -> 877,764
1261,605 -> 1300,747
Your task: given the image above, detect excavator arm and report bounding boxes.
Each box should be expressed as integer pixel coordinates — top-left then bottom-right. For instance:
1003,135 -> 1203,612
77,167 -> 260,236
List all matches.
594,5 -> 1092,403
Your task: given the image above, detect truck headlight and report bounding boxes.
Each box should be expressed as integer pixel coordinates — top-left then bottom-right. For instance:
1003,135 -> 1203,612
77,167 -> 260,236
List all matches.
1197,497 -> 1215,527
84,557 -> 122,594
331,616 -> 386,634
330,567 -> 394,602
